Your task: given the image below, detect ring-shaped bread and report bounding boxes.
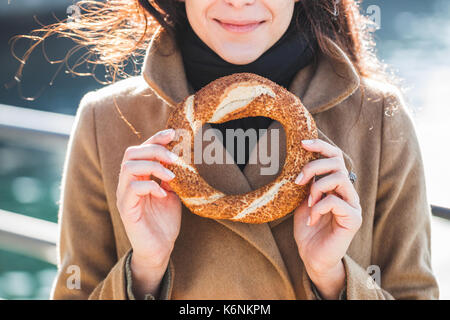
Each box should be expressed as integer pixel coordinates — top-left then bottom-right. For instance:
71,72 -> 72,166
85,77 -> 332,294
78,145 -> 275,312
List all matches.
164,73 -> 319,223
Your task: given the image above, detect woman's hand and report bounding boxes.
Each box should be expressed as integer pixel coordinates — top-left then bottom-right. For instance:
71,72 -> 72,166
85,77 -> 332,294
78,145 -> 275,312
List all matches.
293,139 -> 362,299
116,128 -> 181,298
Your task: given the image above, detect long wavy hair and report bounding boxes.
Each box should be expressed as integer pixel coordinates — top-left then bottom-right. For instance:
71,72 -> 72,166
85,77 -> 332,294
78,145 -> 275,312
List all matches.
10,0 -> 387,138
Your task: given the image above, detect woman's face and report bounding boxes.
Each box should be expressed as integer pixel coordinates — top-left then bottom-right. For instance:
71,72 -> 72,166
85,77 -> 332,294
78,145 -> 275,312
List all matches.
179,0 -> 300,65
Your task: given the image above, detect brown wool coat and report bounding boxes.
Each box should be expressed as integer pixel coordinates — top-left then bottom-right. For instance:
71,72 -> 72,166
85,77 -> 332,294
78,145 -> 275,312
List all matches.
50,26 -> 439,300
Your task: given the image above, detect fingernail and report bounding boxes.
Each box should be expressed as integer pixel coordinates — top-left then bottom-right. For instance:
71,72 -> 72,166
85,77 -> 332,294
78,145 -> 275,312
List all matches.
302,139 -> 314,145
160,188 -> 167,197
168,151 -> 178,162
308,194 -> 312,207
160,128 -> 174,136
165,168 -> 175,179
306,216 -> 311,226
295,172 -> 304,184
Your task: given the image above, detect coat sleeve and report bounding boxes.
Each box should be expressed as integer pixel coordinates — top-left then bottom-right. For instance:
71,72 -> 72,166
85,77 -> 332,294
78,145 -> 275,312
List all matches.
124,251 -> 174,300
342,89 -> 439,299
50,93 -> 130,299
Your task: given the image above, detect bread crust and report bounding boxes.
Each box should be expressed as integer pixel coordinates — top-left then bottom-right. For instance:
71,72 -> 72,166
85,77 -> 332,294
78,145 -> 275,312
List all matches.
164,72 -> 319,223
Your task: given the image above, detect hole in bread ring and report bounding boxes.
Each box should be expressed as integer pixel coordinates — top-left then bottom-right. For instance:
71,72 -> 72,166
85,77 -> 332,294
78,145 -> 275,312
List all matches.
164,73 -> 319,224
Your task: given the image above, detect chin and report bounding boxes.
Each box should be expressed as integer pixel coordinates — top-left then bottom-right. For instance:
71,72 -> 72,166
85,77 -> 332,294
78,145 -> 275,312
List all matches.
216,42 -> 265,65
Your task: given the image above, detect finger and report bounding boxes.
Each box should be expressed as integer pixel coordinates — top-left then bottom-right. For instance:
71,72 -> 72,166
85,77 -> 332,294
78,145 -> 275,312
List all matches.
309,194 -> 362,230
121,160 -> 175,183
117,159 -> 174,199
129,180 -> 167,198
120,179 -> 167,221
301,138 -> 344,158
308,171 -> 359,209
123,144 -> 178,164
295,157 -> 346,185
143,128 -> 176,146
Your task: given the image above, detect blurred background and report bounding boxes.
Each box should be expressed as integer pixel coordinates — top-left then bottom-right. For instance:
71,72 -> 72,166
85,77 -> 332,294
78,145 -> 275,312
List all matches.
0,0 -> 449,299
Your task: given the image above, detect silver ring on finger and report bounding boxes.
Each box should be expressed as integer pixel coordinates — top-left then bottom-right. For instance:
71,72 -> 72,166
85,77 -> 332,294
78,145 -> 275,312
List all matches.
348,171 -> 357,184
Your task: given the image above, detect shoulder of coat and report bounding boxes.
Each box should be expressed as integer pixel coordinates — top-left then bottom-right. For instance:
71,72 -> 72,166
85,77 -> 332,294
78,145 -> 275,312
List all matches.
359,77 -> 405,107
359,77 -> 417,131
79,75 -> 155,114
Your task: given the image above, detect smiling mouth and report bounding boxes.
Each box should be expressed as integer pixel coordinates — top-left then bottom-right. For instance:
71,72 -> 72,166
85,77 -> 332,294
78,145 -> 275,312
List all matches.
214,18 -> 265,33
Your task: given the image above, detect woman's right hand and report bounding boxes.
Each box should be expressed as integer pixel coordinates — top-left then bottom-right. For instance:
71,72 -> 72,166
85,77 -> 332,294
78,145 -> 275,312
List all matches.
116,128 -> 181,298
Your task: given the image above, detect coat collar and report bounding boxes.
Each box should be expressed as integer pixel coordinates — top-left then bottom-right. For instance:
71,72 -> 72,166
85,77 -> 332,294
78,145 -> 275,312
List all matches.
142,25 -> 360,115
141,26 -> 360,297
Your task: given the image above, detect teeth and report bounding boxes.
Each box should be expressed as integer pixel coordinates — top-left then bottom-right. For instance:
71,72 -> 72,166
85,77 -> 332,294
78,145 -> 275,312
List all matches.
209,84 -> 276,123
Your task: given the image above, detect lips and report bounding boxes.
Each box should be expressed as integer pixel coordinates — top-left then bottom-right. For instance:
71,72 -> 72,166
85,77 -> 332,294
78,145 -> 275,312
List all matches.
214,18 -> 265,33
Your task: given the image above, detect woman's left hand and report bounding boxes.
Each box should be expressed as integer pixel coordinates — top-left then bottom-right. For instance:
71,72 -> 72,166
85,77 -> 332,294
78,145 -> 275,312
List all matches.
293,138 -> 362,299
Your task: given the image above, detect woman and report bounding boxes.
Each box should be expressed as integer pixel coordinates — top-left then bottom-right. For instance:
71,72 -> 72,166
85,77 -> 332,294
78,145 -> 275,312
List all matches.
18,0 -> 437,299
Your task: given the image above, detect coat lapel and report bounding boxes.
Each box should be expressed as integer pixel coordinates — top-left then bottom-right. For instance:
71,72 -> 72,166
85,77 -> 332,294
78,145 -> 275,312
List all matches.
141,25 -> 360,297
193,119 -> 296,297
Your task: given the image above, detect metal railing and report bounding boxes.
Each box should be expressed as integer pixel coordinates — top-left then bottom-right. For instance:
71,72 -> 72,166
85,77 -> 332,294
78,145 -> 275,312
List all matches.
0,104 -> 449,264
0,209 -> 58,265
431,205 -> 450,221
0,103 -> 73,152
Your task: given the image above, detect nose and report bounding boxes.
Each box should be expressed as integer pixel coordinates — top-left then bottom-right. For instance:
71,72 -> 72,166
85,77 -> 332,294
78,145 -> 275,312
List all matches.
223,0 -> 256,8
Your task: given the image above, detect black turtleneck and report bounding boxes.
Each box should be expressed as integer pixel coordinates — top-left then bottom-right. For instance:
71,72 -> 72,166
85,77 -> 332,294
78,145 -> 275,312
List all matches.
177,18 -> 316,172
